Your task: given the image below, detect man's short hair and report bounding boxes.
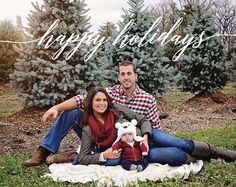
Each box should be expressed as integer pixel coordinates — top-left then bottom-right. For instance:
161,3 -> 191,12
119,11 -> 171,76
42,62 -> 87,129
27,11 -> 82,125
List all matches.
118,60 -> 137,74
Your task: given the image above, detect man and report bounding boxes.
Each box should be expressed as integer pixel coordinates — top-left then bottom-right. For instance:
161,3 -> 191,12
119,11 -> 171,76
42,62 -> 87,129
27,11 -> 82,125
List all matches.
23,60 -> 236,167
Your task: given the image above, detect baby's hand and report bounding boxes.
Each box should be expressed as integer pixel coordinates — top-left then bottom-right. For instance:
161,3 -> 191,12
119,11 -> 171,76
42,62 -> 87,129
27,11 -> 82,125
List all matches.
142,152 -> 148,156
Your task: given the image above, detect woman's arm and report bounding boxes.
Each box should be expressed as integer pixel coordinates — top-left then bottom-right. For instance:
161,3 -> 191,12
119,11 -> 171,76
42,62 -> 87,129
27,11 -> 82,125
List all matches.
115,104 -> 152,137
79,126 -> 102,165
41,98 -> 78,122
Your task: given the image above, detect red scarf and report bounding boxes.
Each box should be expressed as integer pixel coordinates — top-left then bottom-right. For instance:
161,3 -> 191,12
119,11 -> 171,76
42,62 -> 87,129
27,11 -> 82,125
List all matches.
88,111 -> 115,147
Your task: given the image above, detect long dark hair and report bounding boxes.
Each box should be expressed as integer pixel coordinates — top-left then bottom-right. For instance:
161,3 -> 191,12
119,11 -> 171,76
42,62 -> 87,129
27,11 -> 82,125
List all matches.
80,87 -> 121,128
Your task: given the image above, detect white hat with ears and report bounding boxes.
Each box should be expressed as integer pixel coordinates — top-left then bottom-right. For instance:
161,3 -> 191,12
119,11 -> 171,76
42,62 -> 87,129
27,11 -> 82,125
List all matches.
113,119 -> 144,145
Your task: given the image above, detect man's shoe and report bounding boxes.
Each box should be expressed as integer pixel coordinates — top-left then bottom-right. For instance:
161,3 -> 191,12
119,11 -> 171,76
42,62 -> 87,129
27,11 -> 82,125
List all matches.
22,146 -> 51,168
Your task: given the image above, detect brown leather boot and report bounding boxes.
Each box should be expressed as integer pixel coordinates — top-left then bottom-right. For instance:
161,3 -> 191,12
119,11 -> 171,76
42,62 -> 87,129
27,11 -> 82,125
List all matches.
46,150 -> 78,165
184,154 -> 196,164
192,141 -> 236,162
22,146 -> 51,168
184,154 -> 206,175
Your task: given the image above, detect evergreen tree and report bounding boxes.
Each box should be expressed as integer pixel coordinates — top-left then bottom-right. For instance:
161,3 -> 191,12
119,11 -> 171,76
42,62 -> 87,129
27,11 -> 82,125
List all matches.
228,53 -> 236,81
85,22 -> 117,88
11,0 -> 91,107
0,20 -> 22,82
98,21 -> 116,38
107,0 -> 172,94
176,5 -> 231,94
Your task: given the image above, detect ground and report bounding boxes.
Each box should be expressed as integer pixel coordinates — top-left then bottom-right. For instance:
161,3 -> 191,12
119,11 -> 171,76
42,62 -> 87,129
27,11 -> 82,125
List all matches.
0,82 -> 235,155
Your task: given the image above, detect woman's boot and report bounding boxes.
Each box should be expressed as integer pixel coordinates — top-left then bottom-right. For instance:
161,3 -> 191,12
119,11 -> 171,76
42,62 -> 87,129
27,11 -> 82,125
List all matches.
184,154 -> 206,176
192,141 -> 236,162
22,146 -> 51,167
46,150 -> 78,165
184,154 -> 196,164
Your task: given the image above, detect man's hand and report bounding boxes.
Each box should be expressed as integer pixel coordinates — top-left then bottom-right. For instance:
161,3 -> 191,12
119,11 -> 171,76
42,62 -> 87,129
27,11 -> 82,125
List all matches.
41,107 -> 59,122
103,148 -> 121,159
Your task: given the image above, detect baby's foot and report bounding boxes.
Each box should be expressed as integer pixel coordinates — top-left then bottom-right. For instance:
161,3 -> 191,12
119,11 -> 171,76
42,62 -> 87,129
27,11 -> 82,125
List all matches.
130,164 -> 137,170
137,165 -> 143,172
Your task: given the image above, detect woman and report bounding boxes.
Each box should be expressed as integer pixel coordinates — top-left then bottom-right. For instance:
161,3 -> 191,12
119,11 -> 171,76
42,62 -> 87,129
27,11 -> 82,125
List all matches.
46,87 -> 235,166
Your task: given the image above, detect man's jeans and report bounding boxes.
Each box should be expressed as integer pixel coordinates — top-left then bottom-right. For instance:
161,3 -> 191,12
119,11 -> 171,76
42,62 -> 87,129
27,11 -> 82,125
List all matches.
148,129 -> 195,166
40,109 -> 194,166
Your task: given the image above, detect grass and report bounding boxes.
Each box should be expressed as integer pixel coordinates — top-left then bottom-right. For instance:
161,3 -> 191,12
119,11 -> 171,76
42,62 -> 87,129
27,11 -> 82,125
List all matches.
0,111 -> 15,117
160,86 -> 236,107
222,86 -> 236,96
161,90 -> 194,107
0,87 -> 24,117
0,125 -> 235,187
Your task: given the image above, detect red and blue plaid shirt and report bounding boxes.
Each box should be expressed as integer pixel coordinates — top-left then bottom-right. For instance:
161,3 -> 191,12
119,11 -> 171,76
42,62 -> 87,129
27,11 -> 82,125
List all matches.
74,85 -> 161,129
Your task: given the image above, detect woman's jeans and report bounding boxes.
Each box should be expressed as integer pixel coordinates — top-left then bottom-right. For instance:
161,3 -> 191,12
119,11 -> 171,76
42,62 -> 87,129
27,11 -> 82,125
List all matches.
40,109 -> 195,166
40,109 -> 83,153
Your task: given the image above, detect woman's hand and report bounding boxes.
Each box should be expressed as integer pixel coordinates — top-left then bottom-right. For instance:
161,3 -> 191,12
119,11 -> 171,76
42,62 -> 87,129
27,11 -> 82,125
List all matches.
142,134 -> 149,152
41,98 -> 78,122
112,150 -> 119,154
41,107 -> 59,122
103,148 -> 121,159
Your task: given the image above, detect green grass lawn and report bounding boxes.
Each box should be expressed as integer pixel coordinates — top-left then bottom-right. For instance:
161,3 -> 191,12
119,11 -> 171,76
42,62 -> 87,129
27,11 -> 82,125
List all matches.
0,87 -> 24,117
160,86 -> 236,107
1,125 -> 235,187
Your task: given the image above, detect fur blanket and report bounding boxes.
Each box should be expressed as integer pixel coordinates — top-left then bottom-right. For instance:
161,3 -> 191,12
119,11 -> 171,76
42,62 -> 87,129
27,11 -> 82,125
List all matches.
44,160 -> 203,186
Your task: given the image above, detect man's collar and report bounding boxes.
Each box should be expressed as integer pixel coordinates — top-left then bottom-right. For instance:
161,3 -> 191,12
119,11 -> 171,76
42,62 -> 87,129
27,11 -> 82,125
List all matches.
119,85 -> 140,97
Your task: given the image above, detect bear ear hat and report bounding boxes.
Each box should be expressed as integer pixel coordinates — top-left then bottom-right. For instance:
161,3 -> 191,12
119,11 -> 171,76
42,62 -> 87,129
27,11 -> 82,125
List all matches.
115,122 -> 121,129
131,119 -> 137,126
113,119 -> 144,145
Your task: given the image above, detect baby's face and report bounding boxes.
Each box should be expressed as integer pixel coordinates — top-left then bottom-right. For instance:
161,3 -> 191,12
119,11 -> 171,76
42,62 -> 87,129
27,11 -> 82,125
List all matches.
121,132 -> 134,143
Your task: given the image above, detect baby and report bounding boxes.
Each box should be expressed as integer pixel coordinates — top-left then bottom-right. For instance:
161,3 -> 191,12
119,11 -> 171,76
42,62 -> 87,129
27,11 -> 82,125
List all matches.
112,119 -> 149,172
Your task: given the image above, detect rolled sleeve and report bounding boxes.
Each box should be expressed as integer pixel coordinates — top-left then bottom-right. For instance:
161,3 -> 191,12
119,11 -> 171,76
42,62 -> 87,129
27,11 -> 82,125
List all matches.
73,94 -> 85,108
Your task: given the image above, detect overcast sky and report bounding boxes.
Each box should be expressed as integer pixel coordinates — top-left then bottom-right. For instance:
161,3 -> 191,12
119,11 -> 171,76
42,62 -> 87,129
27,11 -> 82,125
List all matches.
0,0 -> 160,31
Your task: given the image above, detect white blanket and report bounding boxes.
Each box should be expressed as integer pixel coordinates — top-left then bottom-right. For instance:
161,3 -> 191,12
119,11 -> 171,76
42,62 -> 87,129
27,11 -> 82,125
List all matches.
44,160 -> 203,186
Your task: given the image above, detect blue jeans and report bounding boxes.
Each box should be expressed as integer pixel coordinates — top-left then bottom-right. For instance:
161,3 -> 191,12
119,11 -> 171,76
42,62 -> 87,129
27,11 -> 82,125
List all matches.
40,109 -> 194,166
121,158 -> 149,171
104,157 -> 121,166
40,109 -> 83,153
148,129 -> 195,166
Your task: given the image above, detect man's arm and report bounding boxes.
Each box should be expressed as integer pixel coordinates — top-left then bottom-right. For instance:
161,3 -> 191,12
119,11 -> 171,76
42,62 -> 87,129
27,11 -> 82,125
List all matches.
115,104 -> 152,136
146,98 -> 161,129
41,98 -> 77,122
